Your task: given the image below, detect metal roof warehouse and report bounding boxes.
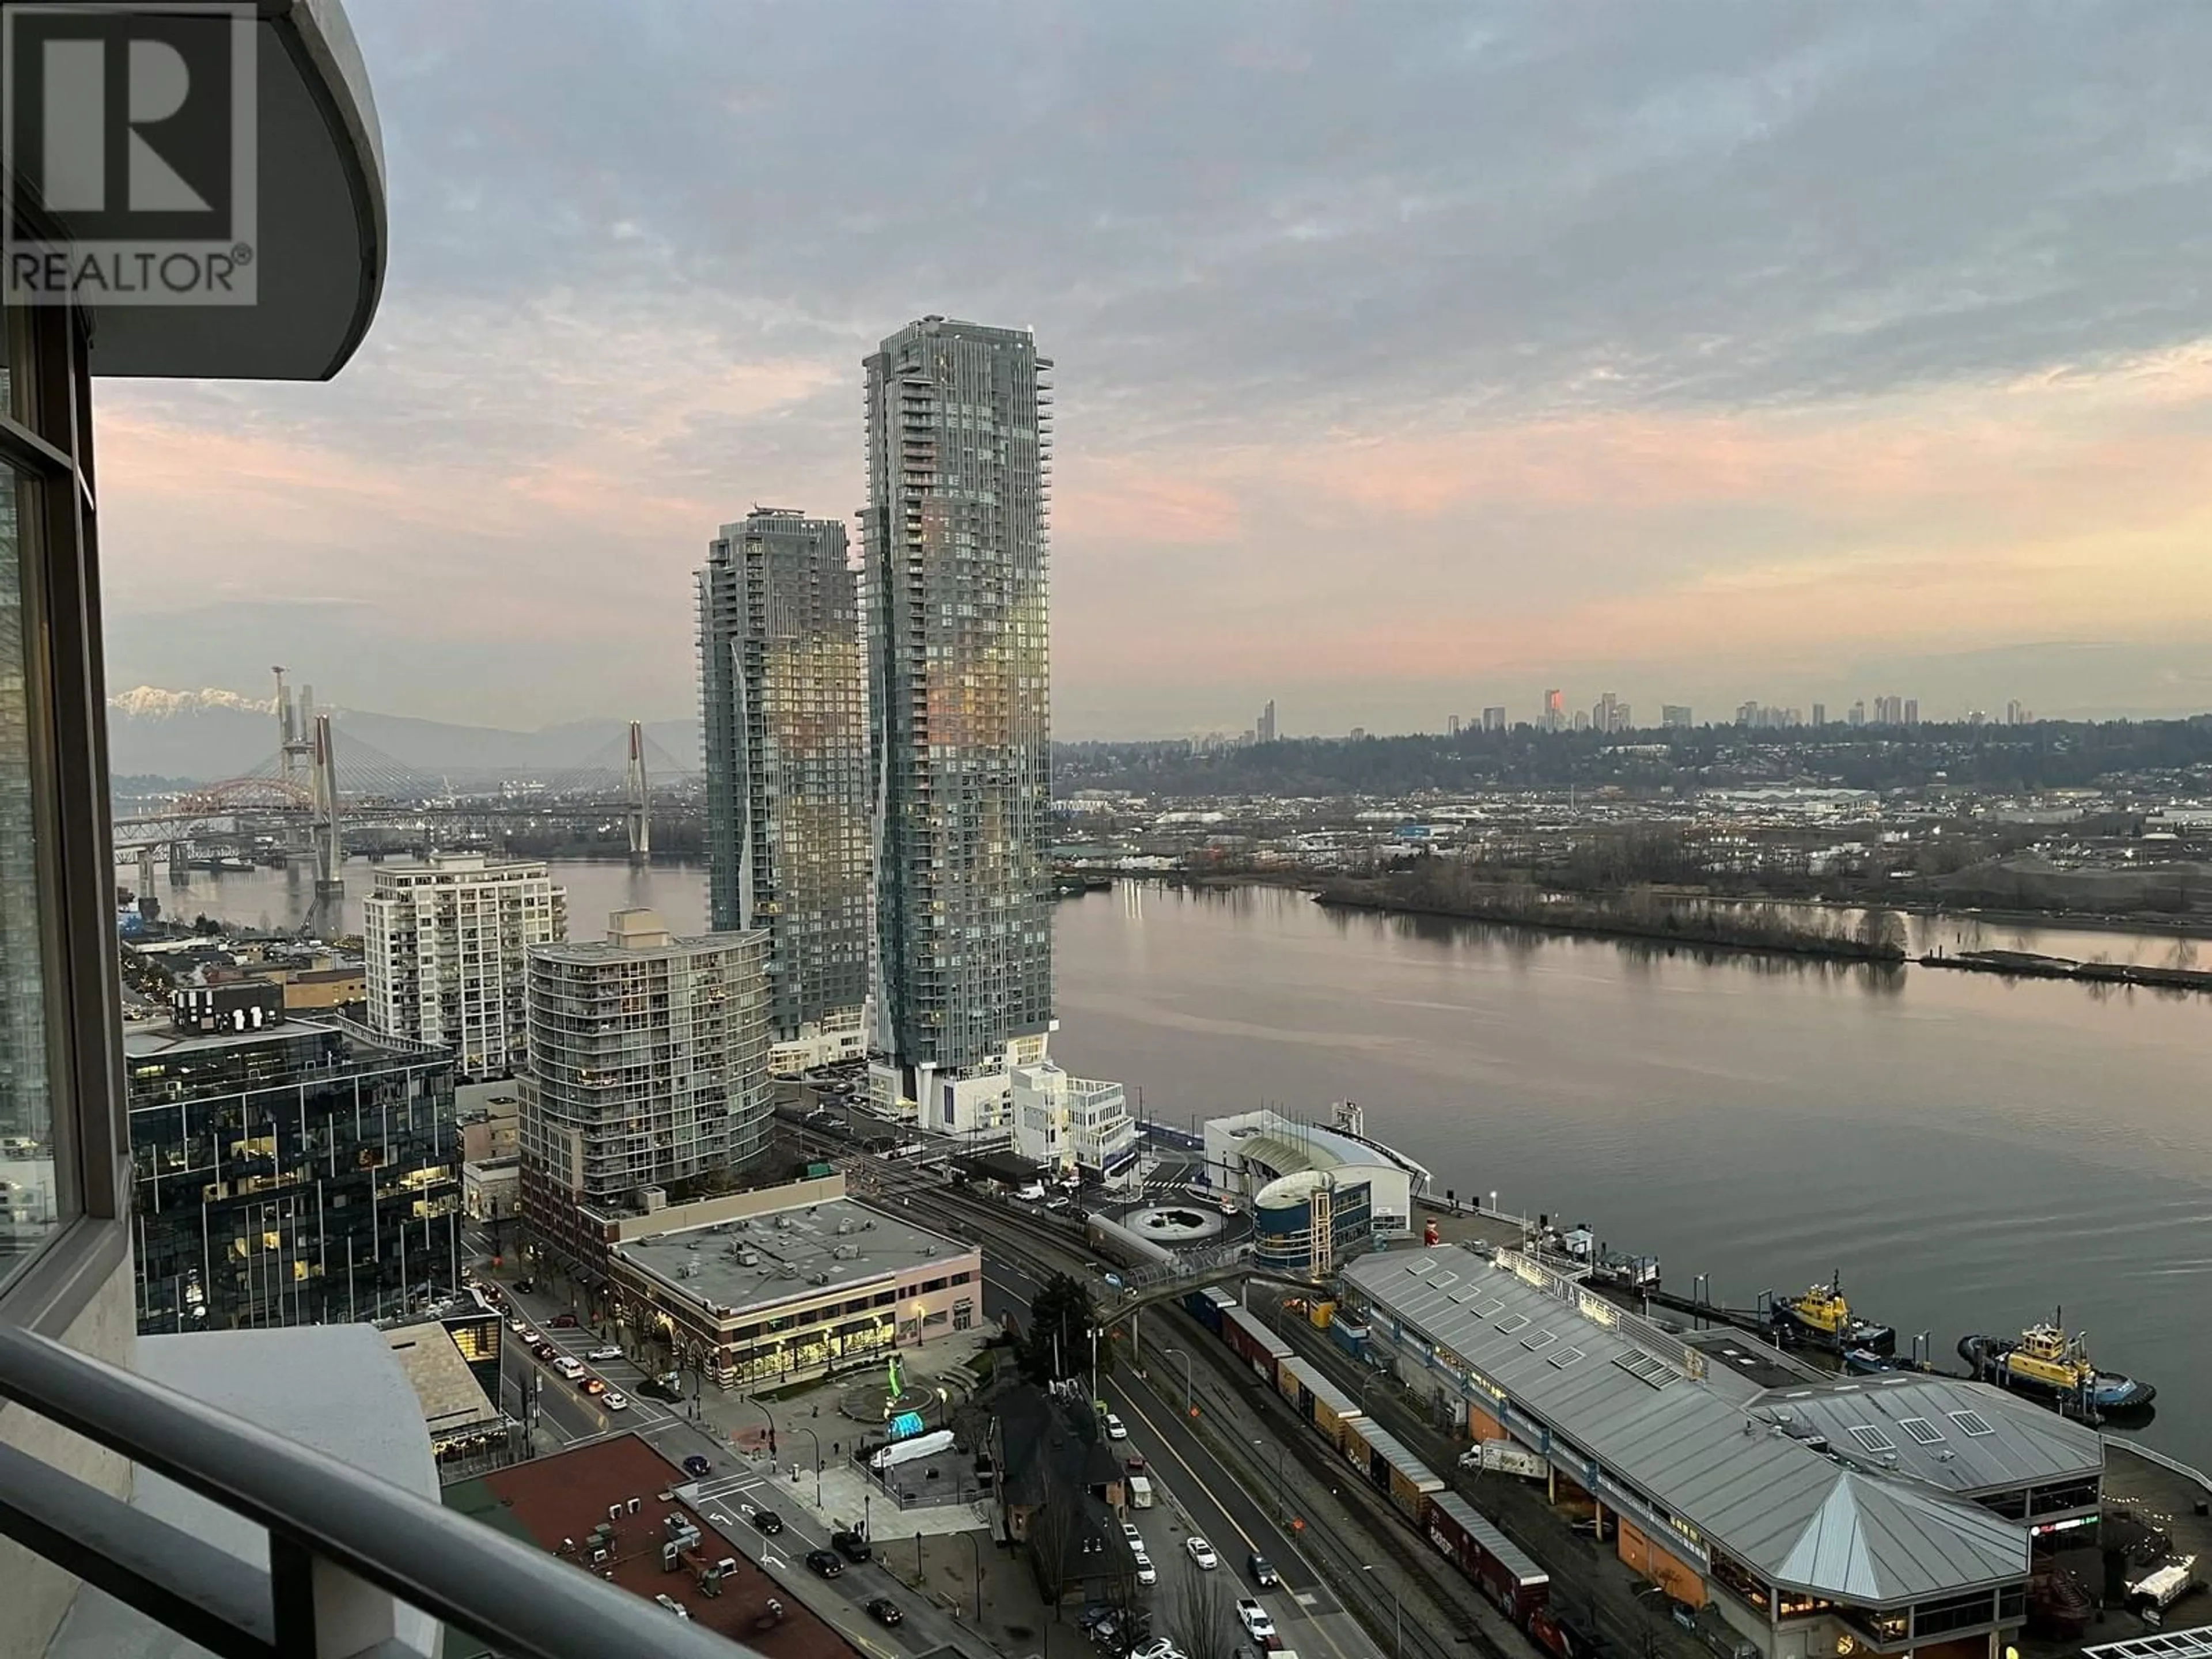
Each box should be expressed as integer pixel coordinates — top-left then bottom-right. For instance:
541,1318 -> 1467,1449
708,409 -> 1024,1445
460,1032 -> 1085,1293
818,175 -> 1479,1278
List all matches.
1343,1245 -> 2105,1659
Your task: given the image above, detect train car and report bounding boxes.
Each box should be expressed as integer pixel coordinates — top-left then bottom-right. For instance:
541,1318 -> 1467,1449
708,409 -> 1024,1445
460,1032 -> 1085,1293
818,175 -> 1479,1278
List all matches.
1183,1284 -> 1234,1335
1221,1305 -> 1291,1385
1427,1490 -> 1551,1624
1275,1355 -> 1366,1449
1085,1212 -> 1177,1272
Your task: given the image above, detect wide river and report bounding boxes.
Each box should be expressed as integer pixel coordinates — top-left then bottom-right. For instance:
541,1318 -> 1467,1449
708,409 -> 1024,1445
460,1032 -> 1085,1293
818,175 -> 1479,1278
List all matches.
169,859 -> 2212,1472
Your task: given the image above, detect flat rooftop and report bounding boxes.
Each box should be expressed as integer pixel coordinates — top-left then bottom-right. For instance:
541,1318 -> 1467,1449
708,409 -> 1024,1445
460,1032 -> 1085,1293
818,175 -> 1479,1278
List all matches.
614,1197 -> 975,1320
458,1434 -> 847,1659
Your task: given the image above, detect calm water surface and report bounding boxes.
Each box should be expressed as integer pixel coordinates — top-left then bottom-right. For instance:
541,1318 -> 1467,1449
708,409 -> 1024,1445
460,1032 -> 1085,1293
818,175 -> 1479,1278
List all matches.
172,861 -> 2212,1471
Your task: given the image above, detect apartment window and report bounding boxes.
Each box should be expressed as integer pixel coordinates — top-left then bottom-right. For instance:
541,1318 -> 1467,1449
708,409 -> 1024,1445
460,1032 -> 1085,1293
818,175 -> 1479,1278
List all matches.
0,299 -> 110,1305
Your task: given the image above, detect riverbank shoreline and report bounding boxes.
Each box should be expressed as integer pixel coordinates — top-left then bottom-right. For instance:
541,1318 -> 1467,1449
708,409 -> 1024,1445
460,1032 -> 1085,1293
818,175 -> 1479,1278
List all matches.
1923,949 -> 2212,994
1313,888 -> 1908,965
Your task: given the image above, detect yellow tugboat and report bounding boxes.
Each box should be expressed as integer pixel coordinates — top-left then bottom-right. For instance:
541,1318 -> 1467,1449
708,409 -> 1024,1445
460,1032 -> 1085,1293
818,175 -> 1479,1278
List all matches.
1960,1317 -> 2155,1412
1770,1273 -> 1896,1354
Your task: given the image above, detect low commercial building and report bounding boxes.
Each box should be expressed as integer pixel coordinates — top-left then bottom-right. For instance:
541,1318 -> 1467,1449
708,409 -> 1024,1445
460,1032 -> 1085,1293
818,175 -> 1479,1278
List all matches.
1253,1168 -> 1374,1278
1343,1245 -> 2105,1659
463,1157 -> 519,1225
1205,1103 -> 1429,1236
996,1384 -> 1140,1608
446,1433 -> 849,1659
596,1176 -> 982,1390
383,1318 -> 514,1478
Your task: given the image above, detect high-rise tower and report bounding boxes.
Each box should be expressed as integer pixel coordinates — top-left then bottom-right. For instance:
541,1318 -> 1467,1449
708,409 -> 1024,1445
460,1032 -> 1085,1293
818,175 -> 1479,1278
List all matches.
699,507 -> 869,1072
861,317 -> 1055,1136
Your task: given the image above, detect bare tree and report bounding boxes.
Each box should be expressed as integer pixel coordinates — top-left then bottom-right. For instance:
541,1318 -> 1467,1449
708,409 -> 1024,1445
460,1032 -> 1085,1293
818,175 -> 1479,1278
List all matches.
1173,1566 -> 1236,1659
1026,1461 -> 1075,1609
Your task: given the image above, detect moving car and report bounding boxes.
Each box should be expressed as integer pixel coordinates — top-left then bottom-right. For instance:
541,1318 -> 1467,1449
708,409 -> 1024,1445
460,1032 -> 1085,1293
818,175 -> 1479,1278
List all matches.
1014,1181 -> 1047,1200
1247,1553 -> 1278,1588
552,1355 -> 583,1377
1236,1598 -> 1276,1643
805,1549 -> 844,1578
586,1345 -> 622,1362
832,1529 -> 873,1562
749,1509 -> 784,1536
1104,1412 -> 1129,1440
865,1597 -> 903,1627
602,1392 -> 628,1411
581,1376 -> 608,1396
1186,1537 -> 1219,1570
550,1312 -> 578,1328
682,1455 -> 713,1478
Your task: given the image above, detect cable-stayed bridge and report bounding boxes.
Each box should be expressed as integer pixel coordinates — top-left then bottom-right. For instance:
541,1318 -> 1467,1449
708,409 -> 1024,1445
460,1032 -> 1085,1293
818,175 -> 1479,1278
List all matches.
112,671 -> 694,900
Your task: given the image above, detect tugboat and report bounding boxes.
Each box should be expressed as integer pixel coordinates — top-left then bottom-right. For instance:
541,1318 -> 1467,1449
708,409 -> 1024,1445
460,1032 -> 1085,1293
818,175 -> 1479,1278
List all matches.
1770,1274 -> 1896,1355
1958,1317 -> 2155,1414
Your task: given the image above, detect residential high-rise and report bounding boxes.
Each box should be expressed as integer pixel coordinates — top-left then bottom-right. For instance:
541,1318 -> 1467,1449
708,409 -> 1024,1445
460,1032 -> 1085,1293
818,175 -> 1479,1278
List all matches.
519,910 -> 770,1268
362,853 -> 566,1077
1849,700 -> 1866,728
1573,710 -> 1590,732
1482,706 -> 1507,732
1812,702 -> 1827,728
1446,714 -> 1461,737
1905,699 -> 1921,726
861,317 -> 1056,1135
1257,699 -> 1278,744
128,983 -> 459,1332
1662,704 -> 1693,729
1543,688 -> 1565,731
699,507 -> 869,1074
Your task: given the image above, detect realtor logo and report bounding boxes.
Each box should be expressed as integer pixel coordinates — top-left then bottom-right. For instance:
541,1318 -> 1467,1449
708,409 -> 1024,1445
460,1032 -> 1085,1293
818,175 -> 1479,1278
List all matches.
2,3 -> 257,306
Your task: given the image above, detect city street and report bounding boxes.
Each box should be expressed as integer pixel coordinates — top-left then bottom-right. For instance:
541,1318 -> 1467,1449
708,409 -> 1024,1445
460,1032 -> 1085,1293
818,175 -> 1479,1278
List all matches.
475,1263 -> 991,1659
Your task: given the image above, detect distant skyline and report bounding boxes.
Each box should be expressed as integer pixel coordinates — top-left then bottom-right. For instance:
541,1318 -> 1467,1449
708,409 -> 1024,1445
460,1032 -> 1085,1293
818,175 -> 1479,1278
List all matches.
89,2 -> 2212,738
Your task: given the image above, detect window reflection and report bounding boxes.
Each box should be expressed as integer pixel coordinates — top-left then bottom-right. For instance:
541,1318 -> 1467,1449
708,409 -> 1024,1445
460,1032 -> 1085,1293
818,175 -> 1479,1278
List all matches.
0,460 -> 59,1285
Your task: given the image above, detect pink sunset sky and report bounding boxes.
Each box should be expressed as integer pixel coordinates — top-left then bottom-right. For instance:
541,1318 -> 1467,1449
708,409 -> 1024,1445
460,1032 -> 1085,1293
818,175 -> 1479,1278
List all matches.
94,3 -> 2212,738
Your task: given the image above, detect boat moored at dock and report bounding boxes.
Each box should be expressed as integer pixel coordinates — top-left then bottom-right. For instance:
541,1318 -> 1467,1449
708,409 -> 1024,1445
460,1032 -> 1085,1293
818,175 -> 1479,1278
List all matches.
1959,1318 -> 2156,1414
1769,1274 -> 1896,1354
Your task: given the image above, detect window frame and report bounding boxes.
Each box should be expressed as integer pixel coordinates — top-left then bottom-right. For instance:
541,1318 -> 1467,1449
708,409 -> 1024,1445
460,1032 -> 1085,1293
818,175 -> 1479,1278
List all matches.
0,274 -> 128,1335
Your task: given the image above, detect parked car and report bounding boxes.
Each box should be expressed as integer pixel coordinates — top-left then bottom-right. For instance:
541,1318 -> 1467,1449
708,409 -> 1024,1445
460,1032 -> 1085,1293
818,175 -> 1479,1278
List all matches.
1121,1521 -> 1144,1548
1186,1537 -> 1219,1570
1247,1553 -> 1278,1588
1133,1553 -> 1158,1587
586,1345 -> 622,1362
865,1597 -> 903,1627
832,1529 -> 872,1563
681,1455 -> 713,1479
1104,1412 -> 1129,1441
749,1509 -> 784,1536
1124,1453 -> 1147,1475
805,1550 -> 844,1578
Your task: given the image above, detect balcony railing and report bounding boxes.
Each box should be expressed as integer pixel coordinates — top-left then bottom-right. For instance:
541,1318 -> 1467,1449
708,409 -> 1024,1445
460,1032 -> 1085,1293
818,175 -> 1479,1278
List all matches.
0,1323 -> 759,1659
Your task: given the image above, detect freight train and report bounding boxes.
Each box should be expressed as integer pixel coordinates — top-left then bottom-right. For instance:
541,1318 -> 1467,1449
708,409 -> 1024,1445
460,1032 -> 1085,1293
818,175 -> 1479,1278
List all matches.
1179,1285 -> 1581,1655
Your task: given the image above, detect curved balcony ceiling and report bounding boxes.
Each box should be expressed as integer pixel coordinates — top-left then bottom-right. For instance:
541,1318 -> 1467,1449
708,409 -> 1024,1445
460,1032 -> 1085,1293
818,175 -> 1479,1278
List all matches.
77,0 -> 386,380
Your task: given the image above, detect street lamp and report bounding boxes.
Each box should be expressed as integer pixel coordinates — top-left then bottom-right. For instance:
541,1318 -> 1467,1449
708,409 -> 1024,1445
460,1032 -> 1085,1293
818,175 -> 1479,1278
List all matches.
1252,1437 -> 1286,1522
793,1426 -> 823,1508
1361,1565 -> 1404,1659
1162,1347 -> 1194,1416
747,1394 -> 777,1458
961,1530 -> 984,1623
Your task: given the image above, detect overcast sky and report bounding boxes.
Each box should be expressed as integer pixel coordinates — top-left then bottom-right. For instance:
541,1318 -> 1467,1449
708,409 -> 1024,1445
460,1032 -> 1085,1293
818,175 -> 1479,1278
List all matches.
97,1 -> 2212,738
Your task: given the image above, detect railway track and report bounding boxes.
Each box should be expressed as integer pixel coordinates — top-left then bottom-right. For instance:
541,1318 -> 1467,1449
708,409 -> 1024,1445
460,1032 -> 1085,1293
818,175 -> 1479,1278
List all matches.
861,1176 -> 1505,1659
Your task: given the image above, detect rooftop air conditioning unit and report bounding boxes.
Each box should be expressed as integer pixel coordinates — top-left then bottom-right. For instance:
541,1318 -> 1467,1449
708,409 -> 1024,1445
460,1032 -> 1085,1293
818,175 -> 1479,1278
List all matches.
832,1245 -> 860,1260
738,1251 -> 760,1267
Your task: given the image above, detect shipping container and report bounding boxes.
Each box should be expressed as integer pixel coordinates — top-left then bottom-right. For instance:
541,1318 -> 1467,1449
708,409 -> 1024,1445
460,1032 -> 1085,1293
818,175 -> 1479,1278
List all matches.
1221,1305 -> 1291,1384
1185,1285 -> 1236,1336
1428,1491 -> 1551,1623
1328,1318 -> 1369,1358
1276,1355 -> 1365,1448
1343,1423 -> 1442,1523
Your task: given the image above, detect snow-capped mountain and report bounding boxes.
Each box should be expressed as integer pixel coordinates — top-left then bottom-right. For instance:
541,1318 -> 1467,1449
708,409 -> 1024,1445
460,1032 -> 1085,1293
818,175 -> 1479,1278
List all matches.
108,685 -> 275,721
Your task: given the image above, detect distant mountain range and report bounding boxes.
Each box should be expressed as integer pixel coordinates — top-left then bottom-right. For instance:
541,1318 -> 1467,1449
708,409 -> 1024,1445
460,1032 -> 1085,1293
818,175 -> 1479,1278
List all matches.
107,687 -> 702,783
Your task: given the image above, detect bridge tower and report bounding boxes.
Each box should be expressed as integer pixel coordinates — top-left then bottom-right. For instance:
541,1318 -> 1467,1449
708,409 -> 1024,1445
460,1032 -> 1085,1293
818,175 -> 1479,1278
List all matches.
624,719 -> 651,866
309,714 -> 344,899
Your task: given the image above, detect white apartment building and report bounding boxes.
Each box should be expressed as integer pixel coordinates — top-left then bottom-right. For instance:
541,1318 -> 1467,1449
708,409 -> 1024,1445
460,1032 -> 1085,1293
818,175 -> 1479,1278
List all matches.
1011,1060 -> 1139,1185
361,853 -> 566,1077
